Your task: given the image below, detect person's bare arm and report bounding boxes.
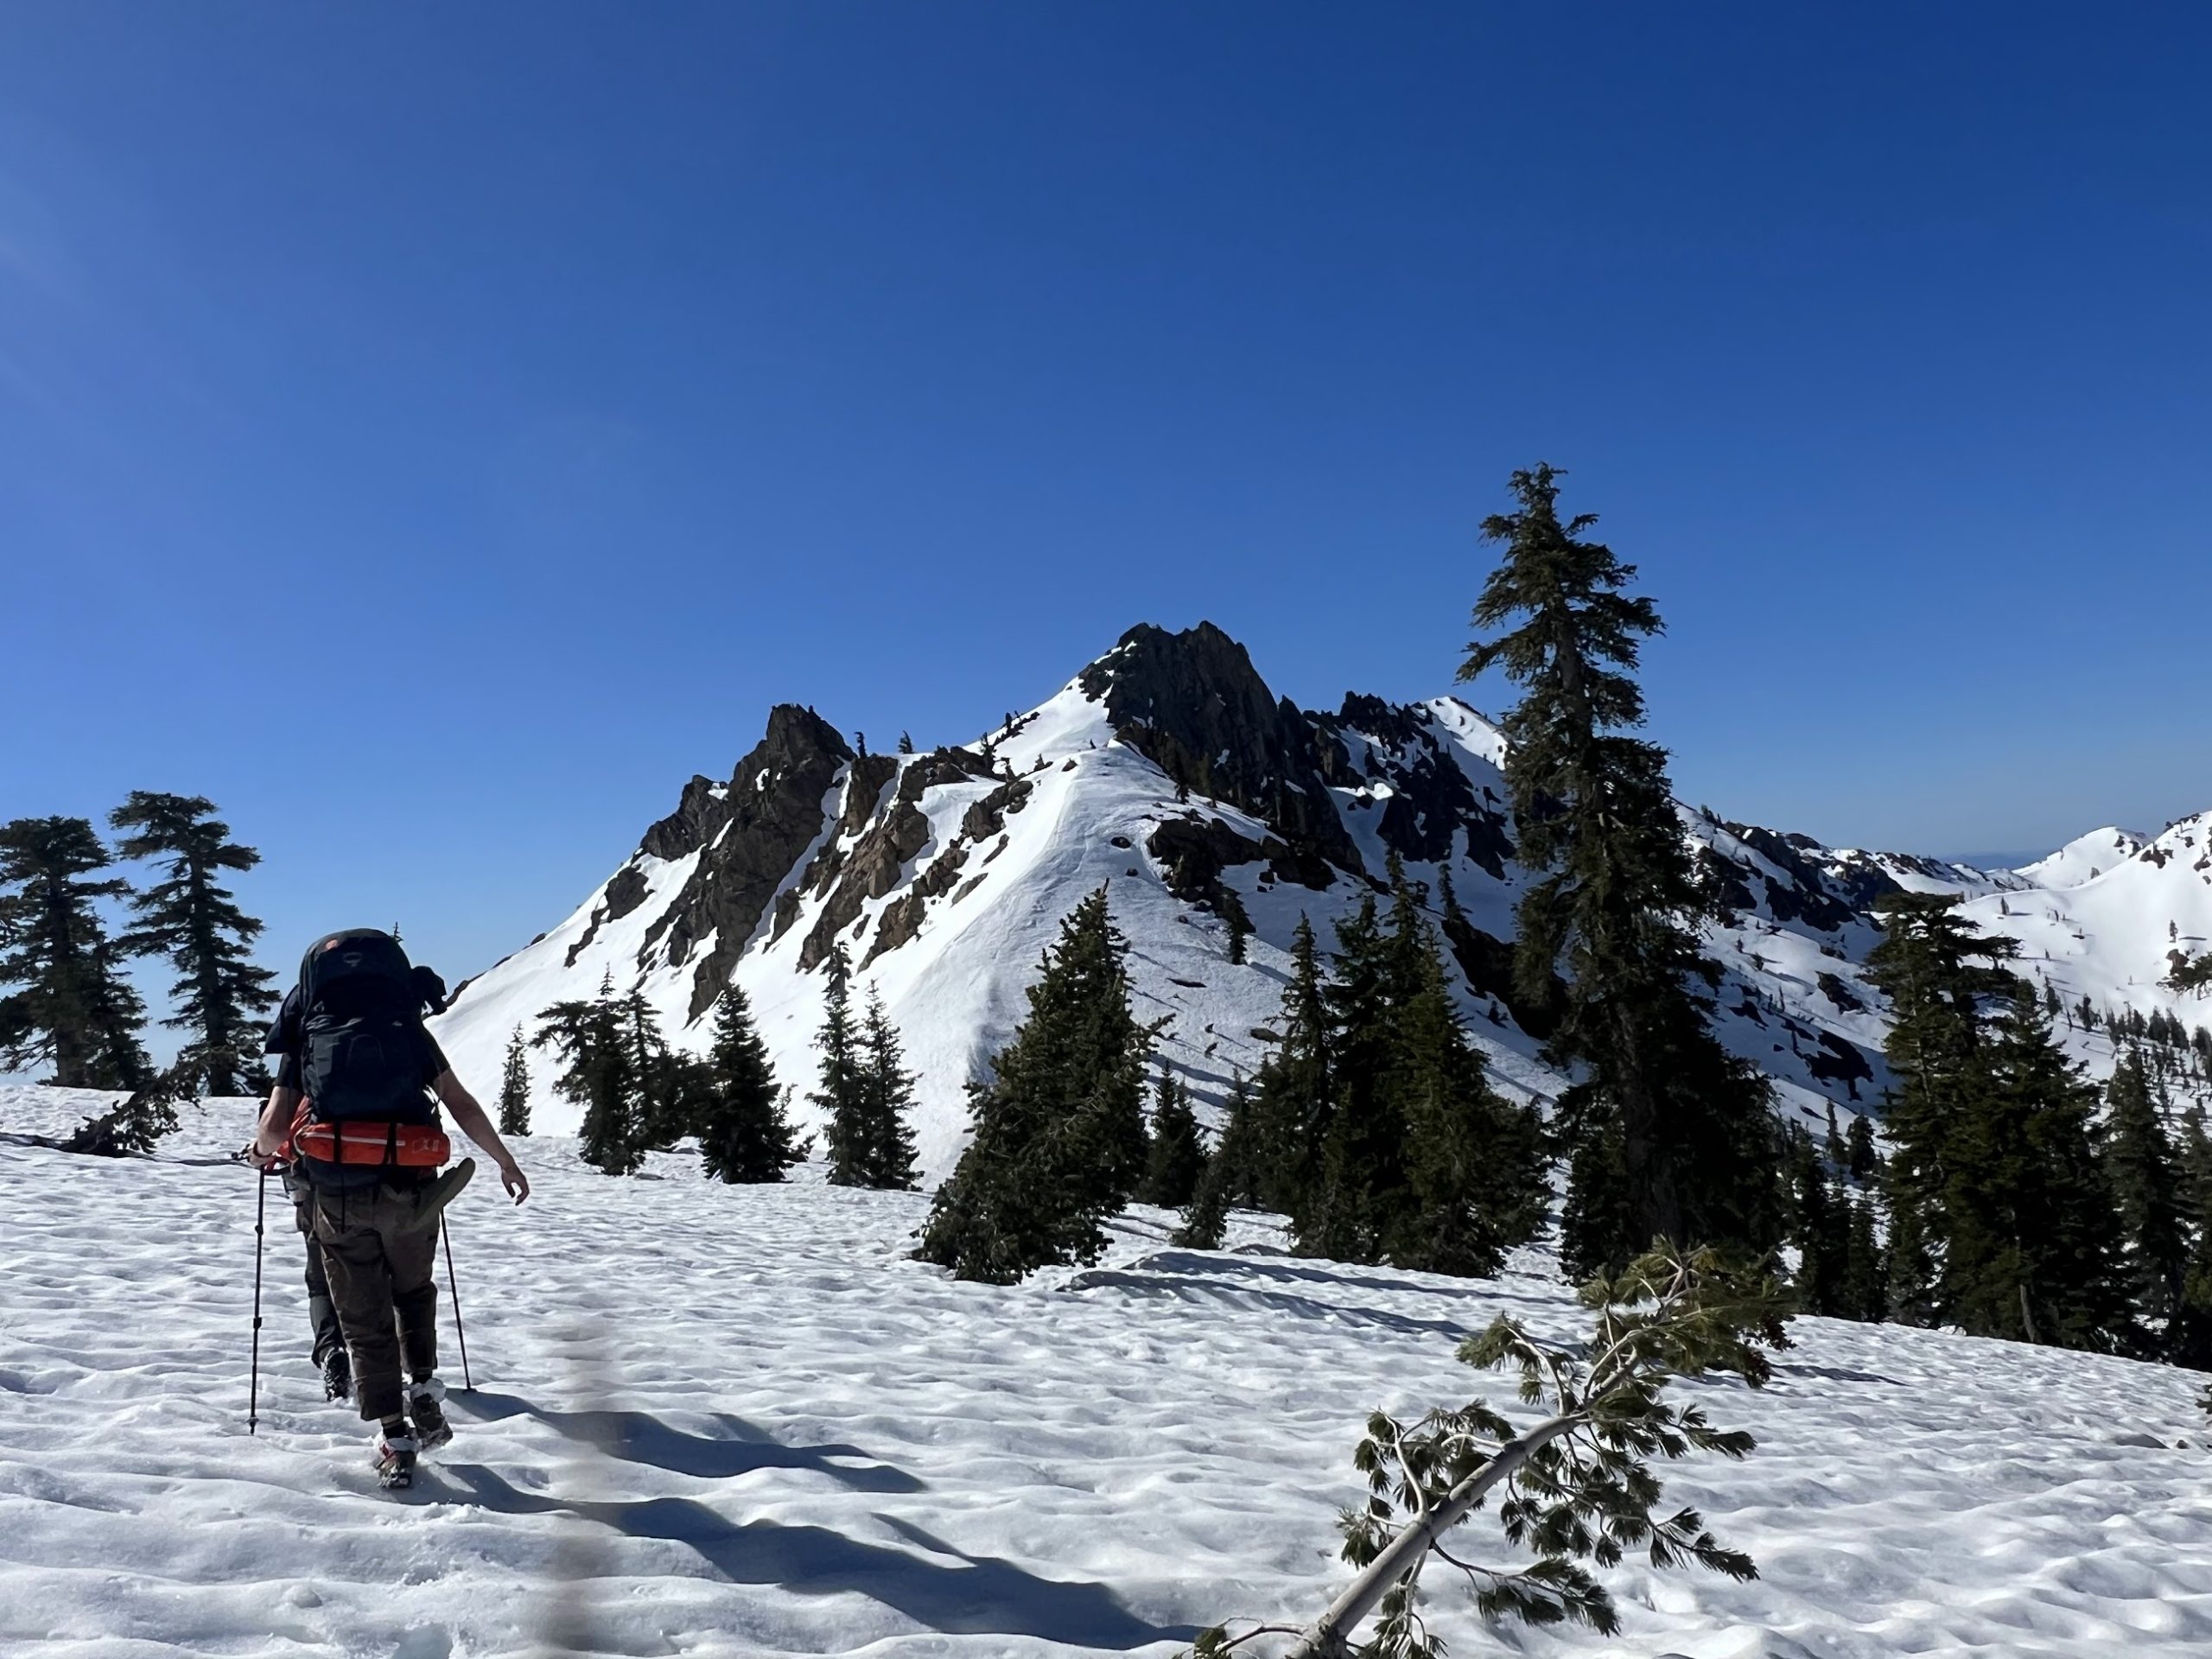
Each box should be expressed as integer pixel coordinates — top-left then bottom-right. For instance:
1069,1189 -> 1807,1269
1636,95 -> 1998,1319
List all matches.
252,1084 -> 301,1162
435,1070 -> 530,1203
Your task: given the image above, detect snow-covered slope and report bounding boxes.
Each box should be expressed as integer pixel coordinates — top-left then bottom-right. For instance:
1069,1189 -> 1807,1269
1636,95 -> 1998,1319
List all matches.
429,622 -> 2212,1172
2018,826 -> 2152,890
5,1087 -> 2210,1658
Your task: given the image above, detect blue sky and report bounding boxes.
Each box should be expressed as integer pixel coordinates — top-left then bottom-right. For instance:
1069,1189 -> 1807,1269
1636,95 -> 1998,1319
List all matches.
3,3 -> 2208,1025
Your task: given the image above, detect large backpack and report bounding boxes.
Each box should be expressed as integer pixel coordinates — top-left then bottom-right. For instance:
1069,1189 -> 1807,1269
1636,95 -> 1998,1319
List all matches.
295,929 -> 443,1144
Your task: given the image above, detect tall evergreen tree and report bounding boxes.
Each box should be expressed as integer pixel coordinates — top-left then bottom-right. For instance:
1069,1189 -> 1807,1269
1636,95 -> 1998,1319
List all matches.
1253,915 -> 1331,1220
1944,987 -> 2133,1350
0,817 -> 151,1089
535,973 -> 639,1174
2106,1047 -> 2188,1341
1865,892 -> 2018,1253
1304,894 -> 1401,1261
107,792 -> 276,1096
2174,1107 -> 2212,1368
1141,1068 -> 1205,1209
813,946 -> 875,1185
915,887 -> 1154,1282
856,988 -> 922,1190
497,1025 -> 532,1136
1459,465 -> 1777,1275
698,985 -> 807,1182
1386,890 -> 1548,1276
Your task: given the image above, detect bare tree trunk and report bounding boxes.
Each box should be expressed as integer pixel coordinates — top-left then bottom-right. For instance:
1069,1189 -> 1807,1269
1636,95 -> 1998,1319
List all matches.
1283,1412 -> 1583,1659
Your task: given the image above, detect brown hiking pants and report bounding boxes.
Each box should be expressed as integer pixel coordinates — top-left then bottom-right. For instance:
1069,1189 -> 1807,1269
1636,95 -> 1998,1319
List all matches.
308,1180 -> 440,1423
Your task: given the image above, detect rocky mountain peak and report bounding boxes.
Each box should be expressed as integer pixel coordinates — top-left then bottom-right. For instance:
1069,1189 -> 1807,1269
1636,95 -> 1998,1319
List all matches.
1080,621 -> 1363,872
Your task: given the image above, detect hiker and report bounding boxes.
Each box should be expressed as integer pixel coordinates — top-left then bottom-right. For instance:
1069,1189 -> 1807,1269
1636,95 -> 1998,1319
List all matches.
251,928 -> 529,1489
288,1166 -> 351,1400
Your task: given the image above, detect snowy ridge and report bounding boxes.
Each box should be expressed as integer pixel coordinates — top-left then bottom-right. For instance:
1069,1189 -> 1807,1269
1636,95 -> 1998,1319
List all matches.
429,623 -> 2212,1171
4,1085 -> 2210,1657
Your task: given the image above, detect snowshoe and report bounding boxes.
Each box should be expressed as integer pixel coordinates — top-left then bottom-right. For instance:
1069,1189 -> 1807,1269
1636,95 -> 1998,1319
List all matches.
321,1347 -> 353,1403
373,1433 -> 419,1491
409,1376 -> 452,1452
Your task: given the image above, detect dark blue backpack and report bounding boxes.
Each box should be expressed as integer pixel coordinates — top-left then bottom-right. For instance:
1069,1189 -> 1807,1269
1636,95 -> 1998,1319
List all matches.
296,929 -> 445,1126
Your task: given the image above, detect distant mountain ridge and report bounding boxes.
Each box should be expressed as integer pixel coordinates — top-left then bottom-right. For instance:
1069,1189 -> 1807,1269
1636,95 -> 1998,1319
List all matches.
433,622 -> 2212,1172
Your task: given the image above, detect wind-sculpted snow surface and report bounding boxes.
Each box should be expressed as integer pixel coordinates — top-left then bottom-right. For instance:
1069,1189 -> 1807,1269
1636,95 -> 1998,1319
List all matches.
5,1086 -> 2212,1657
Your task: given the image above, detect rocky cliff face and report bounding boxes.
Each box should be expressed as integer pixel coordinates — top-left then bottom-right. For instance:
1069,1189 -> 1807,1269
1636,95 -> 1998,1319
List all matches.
431,620 -> 2192,1171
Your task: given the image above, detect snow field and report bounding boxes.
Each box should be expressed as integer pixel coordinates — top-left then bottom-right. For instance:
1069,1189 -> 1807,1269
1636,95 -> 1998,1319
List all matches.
7,1087 -> 2212,1657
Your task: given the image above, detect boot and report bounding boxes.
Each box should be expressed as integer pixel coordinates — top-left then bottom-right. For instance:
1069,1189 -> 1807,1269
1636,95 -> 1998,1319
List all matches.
408,1375 -> 452,1452
321,1346 -> 353,1402
373,1428 -> 418,1490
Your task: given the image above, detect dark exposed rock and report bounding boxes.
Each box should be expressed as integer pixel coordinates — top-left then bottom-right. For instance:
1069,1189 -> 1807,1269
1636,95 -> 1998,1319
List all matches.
624,704 -> 853,1019
861,834 -> 974,968
1080,621 -> 1363,874
1147,815 -> 1270,905
800,798 -> 935,972
899,747 -> 996,803
1722,823 -> 1857,932
1439,913 -> 1560,1042
1815,971 -> 1866,1013
961,777 -> 1033,842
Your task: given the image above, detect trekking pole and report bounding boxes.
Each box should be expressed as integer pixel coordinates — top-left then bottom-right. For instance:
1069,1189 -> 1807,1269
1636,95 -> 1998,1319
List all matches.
249,1166 -> 269,1434
442,1216 -> 474,1391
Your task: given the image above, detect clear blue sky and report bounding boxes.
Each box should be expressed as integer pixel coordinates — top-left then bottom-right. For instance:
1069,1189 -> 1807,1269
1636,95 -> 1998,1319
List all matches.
4,3 -> 2208,1025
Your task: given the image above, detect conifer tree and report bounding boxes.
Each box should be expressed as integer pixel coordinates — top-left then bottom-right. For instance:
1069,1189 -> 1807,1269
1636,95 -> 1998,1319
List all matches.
1846,1114 -> 1878,1182
1172,1154 -> 1230,1249
1388,898 -> 1548,1277
536,973 -> 639,1174
620,990 -> 696,1150
1142,1068 -> 1205,1209
1945,987 -> 2133,1350
1839,1195 -> 1886,1323
1220,887 -> 1252,966
0,817 -> 151,1090
2106,1048 -> 2188,1339
698,985 -> 807,1182
814,946 -> 875,1185
856,988 -> 922,1190
107,792 -> 276,1096
1459,465 -> 1777,1276
497,1026 -> 531,1136
1255,915 -> 1332,1220
915,887 -> 1154,1282
1787,1127 -> 1848,1316
1301,894 -> 1399,1261
2173,1107 -> 2212,1368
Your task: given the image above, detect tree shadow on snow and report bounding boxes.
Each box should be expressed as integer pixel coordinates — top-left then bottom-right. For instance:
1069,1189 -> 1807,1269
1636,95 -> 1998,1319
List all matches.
453,1391 -> 923,1492
434,1462 -> 1194,1649
1066,1266 -> 1482,1342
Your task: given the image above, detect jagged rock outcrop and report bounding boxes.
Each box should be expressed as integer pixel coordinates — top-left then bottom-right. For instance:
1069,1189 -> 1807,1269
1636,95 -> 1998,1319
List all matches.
623,705 -> 854,1017
1081,621 -> 1363,874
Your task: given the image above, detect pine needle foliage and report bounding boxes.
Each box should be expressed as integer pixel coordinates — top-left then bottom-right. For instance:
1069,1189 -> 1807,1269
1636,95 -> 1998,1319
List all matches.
0,816 -> 152,1090
1187,1244 -> 1791,1658
535,973 -> 641,1174
497,1027 -> 531,1136
915,887 -> 1156,1282
855,988 -> 922,1190
813,946 -> 874,1185
698,985 -> 809,1182
108,792 -> 277,1096
1458,466 -> 1778,1276
1142,1068 -> 1206,1209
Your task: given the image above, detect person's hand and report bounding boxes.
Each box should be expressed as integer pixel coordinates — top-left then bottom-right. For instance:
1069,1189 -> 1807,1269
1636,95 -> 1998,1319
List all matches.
499,1159 -> 530,1205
